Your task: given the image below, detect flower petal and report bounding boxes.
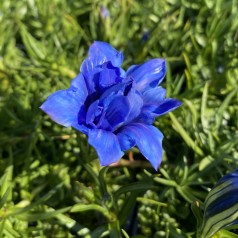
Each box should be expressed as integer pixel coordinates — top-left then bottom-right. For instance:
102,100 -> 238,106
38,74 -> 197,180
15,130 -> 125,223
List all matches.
99,80 -> 132,102
80,60 -> 125,97
125,89 -> 143,123
134,87 -> 181,124
126,59 -> 166,92
138,98 -> 181,124
135,87 -> 166,124
105,96 -> 130,130
80,41 -> 123,80
86,100 -> 101,127
152,98 -> 182,116
95,62 -> 124,96
71,122 -> 89,135
71,73 -> 88,98
40,87 -> 85,128
88,129 -> 124,166
117,123 -> 164,170
88,41 -> 124,67
99,83 -> 143,130
142,86 -> 166,104
139,98 -> 182,122
98,62 -> 122,87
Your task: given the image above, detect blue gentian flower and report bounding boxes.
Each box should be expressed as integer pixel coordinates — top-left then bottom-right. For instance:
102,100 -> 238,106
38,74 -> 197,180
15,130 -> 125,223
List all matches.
201,168 -> 238,237
141,30 -> 150,42
40,41 -> 181,170
100,5 -> 110,19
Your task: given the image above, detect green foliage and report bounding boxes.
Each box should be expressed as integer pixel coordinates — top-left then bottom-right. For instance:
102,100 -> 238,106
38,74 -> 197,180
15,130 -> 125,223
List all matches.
0,0 -> 237,237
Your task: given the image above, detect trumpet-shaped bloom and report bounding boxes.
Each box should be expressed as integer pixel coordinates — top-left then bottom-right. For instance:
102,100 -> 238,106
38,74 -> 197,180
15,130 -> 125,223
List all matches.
201,169 -> 238,238
40,41 -> 181,170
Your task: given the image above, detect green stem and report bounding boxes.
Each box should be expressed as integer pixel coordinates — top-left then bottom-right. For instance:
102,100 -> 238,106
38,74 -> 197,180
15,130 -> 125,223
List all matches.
108,216 -> 121,238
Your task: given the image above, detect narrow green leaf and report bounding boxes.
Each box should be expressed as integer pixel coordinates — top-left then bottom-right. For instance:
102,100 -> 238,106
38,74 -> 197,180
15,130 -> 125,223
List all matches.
137,197 -> 167,207
215,87 -> 238,130
2,219 -> 21,238
16,207 -> 70,222
176,186 -> 198,203
70,204 -> 110,219
98,167 -> 109,197
121,229 -> 130,238
212,229 -> 238,238
6,183 -> 63,217
54,209 -> 91,237
118,192 -> 138,225
19,24 -> 46,60
90,225 -> 108,238
201,82 -> 209,130
0,218 -> 6,237
154,177 -> 177,187
0,188 -> 10,209
0,147 -> 13,203
113,181 -> 155,201
170,112 -> 204,156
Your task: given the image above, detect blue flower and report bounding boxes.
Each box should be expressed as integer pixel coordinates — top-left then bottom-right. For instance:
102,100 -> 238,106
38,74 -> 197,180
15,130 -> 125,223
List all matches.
40,41 -> 181,170
201,169 -> 238,237
100,5 -> 110,19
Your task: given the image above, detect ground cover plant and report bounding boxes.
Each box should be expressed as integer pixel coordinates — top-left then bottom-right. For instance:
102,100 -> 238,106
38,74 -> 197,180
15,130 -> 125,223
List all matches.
0,0 -> 238,237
